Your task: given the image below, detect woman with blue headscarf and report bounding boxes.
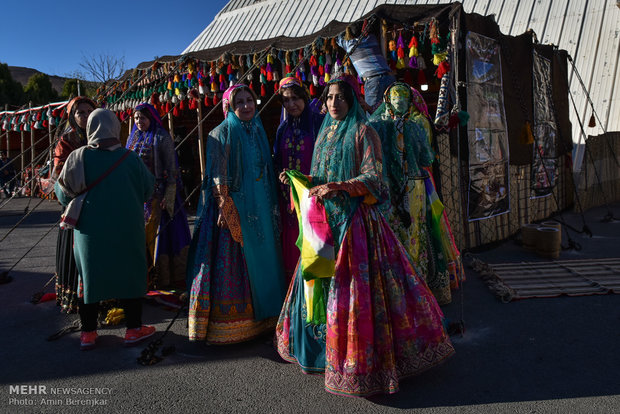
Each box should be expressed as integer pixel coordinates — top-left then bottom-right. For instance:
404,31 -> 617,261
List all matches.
275,75 -> 454,397
186,84 -> 285,344
127,103 -> 191,290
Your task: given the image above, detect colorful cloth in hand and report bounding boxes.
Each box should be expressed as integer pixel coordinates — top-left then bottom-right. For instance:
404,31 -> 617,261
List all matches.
287,169 -> 334,324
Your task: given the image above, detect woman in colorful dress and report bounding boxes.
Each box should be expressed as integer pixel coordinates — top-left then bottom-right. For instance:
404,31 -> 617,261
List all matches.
126,103 -> 191,290
276,75 -> 454,397
186,84 -> 286,344
273,76 -> 324,283
369,82 -> 451,304
52,96 -> 96,313
410,87 -> 465,298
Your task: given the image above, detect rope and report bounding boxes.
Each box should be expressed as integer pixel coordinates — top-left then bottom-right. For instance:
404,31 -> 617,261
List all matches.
567,84 -> 618,221
137,294 -> 187,365
566,55 -> 619,168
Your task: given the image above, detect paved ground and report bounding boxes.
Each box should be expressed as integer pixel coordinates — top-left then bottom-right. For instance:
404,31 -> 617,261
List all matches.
0,196 -> 619,413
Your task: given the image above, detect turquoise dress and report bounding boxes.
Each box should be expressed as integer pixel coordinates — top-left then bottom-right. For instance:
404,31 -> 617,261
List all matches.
55,148 -> 154,304
187,111 -> 286,343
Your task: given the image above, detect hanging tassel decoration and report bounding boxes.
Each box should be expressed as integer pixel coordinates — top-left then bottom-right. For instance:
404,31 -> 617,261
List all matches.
435,60 -> 450,79
396,33 -> 406,69
519,121 -> 535,145
588,113 -> 596,127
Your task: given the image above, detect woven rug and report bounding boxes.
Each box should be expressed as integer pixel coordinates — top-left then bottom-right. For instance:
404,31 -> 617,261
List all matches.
474,257 -> 620,302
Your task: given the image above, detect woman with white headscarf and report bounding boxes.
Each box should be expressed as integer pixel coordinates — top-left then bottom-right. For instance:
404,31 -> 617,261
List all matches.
55,108 -> 156,351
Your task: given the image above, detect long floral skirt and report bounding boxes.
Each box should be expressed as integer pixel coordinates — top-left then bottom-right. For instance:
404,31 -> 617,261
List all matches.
188,202 -> 276,344
145,192 -> 191,290
276,204 -> 455,397
55,227 -> 79,313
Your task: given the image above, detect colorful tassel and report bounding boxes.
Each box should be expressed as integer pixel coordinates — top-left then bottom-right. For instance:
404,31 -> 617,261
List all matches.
435,61 -> 450,78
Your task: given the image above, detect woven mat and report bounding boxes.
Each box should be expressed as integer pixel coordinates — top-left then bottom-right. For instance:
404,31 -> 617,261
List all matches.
481,258 -> 620,301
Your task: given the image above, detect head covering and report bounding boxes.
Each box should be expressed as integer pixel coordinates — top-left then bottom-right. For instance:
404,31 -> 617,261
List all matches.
222,84 -> 255,118
368,82 -> 434,218
65,96 -> 97,141
410,87 -> 430,119
278,76 -> 303,90
312,75 -> 385,245
134,102 -> 165,131
126,102 -> 166,156
86,108 -> 122,149
57,109 -> 125,229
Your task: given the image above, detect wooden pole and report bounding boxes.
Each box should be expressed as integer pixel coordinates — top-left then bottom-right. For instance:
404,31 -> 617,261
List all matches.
196,100 -> 206,180
30,103 -> 36,196
3,104 -> 8,156
48,106 -> 53,166
167,108 -> 174,136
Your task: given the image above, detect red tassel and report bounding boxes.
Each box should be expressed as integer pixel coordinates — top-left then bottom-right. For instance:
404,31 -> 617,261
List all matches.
213,94 -> 219,105
42,119 -> 49,128
51,109 -> 59,117
388,60 -> 397,71
173,106 -> 179,117
227,64 -> 233,75
150,93 -> 159,105
361,84 -> 365,96
418,70 -> 427,87
309,83 -> 317,97
318,65 -> 324,76
266,71 -> 273,82
404,69 -> 413,85
274,82 -> 279,93
165,102 -> 171,113
435,61 -> 450,79
448,113 -> 459,129
204,95 -> 211,107
285,64 -> 292,74
179,99 -> 186,110
260,83 -> 266,97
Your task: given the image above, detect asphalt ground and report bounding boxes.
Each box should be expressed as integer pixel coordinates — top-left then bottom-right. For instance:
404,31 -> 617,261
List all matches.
0,196 -> 619,414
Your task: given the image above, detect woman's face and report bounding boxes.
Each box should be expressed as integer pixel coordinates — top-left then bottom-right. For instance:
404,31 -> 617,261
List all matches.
233,90 -> 256,121
390,87 -> 411,116
281,89 -> 305,118
74,102 -> 94,129
326,84 -> 349,121
134,111 -> 151,132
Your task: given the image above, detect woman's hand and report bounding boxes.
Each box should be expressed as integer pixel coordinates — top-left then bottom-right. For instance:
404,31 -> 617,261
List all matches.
279,170 -> 290,185
309,182 -> 341,201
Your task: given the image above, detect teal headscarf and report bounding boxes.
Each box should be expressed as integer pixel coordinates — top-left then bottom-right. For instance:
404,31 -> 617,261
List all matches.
198,84 -> 285,319
369,82 -> 434,221
311,76 -> 386,247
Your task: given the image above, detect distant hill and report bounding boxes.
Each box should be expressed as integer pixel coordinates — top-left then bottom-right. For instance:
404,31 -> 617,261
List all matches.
8,66 -> 67,95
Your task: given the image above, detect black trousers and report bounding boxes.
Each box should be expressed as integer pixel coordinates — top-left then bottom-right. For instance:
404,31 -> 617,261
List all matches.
79,298 -> 142,332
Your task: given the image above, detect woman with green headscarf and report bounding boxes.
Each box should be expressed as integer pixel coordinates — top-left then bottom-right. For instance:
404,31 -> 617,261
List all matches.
276,75 -> 454,397
370,82 -> 464,305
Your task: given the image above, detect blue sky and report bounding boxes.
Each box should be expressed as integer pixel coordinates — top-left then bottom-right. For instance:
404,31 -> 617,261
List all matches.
1,0 -> 230,78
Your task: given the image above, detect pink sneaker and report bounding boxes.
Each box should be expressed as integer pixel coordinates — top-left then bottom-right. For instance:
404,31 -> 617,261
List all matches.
124,325 -> 155,346
80,331 -> 98,351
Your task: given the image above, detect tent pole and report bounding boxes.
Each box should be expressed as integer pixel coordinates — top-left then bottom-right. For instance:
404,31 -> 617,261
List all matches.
30,102 -> 35,196
196,99 -> 206,180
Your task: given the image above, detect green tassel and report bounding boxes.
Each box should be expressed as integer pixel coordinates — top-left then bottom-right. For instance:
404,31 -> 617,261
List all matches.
457,110 -> 470,126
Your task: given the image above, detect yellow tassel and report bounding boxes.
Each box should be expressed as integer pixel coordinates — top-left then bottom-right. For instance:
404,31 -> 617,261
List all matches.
519,121 -> 534,145
433,51 -> 448,66
104,308 -> 125,325
173,74 -> 181,83
396,59 -> 406,69
409,46 -> 418,57
324,73 -> 330,82
267,54 -> 274,64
